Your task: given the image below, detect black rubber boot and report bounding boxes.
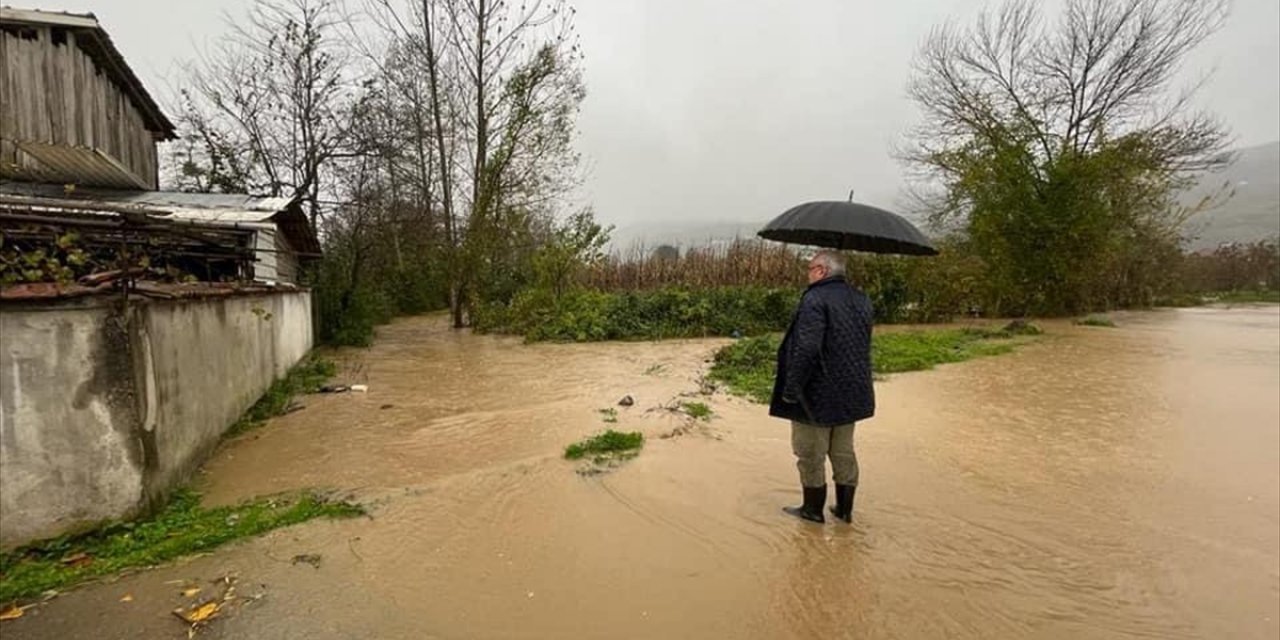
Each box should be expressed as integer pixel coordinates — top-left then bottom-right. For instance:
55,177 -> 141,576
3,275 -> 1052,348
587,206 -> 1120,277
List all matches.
829,483 -> 856,523
783,485 -> 827,523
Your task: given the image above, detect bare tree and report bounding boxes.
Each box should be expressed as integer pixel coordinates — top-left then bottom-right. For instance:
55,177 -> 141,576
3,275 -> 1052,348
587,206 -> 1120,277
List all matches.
903,0 -> 1234,314
174,0 -> 356,227
361,0 -> 585,327
907,0 -> 1231,204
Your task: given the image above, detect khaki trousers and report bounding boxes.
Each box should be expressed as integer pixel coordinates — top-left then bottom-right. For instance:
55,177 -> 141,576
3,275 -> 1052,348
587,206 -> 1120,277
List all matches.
791,421 -> 858,488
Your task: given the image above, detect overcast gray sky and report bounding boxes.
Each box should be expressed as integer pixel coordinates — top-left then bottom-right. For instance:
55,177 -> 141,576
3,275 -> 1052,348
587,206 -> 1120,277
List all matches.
47,0 -> 1280,232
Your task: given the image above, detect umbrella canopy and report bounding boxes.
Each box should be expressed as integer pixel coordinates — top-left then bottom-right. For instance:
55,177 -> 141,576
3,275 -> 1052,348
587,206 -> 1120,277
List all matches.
758,201 -> 938,256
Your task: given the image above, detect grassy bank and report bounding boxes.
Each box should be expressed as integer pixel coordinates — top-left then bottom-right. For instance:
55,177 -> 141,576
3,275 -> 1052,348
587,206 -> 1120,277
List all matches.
1157,289 -> 1280,307
226,356 -> 336,437
1205,290 -> 1280,304
0,490 -> 363,603
709,326 -> 1040,403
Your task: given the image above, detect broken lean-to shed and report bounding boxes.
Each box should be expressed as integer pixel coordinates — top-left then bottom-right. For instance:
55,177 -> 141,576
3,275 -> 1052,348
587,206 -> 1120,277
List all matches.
0,8 -> 324,549
0,182 -> 321,284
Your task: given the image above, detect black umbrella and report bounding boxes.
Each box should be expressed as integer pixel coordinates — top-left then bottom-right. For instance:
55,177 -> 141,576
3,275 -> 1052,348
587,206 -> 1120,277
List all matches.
757,200 -> 938,256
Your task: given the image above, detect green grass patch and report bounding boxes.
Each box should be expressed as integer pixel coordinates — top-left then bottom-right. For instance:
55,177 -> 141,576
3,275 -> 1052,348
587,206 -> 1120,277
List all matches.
0,490 -> 363,603
709,326 -> 1038,403
680,401 -> 714,421
564,430 -> 644,460
1156,290 -> 1280,307
226,356 -> 336,437
1209,290 -> 1280,304
1075,314 -> 1117,327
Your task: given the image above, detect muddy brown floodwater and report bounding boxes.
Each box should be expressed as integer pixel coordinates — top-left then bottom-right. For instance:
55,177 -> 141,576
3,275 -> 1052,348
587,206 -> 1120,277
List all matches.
4,307 -> 1278,639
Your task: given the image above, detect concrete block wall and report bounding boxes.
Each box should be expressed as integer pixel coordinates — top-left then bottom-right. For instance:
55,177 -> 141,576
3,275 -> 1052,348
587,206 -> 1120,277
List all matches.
0,291 -> 312,548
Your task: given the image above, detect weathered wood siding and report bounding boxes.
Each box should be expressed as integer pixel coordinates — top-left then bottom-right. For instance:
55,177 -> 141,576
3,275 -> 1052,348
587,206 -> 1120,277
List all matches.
0,25 -> 158,189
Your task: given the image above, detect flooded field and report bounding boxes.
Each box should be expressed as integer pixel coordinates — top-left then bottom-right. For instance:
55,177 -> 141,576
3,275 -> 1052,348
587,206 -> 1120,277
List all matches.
4,307 -> 1277,639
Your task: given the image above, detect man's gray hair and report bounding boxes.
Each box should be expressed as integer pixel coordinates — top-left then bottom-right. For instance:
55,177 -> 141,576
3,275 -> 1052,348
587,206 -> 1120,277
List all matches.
813,250 -> 846,277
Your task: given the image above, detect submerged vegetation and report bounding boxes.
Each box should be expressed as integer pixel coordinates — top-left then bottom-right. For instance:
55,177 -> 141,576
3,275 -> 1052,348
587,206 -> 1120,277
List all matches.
680,402 -> 715,421
1076,315 -> 1118,328
564,430 -> 645,461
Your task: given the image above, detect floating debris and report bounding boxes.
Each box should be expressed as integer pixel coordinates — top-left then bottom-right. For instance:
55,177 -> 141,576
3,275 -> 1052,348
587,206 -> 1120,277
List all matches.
291,553 -> 322,569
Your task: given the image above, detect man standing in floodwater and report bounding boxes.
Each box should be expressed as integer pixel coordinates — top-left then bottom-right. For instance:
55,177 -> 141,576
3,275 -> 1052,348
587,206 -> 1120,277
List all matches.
769,250 -> 875,524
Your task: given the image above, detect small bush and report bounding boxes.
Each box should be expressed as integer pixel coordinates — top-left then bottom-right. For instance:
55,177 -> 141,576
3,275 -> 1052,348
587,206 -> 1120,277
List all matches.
475,286 -> 800,342
564,430 -> 644,460
999,320 -> 1044,336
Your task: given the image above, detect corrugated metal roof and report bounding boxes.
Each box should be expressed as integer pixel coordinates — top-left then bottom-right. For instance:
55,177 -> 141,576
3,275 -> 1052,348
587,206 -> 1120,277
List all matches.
0,7 -> 96,28
0,7 -> 177,139
9,142 -> 150,190
1,280 -> 305,302
0,181 -> 291,215
0,181 -> 321,254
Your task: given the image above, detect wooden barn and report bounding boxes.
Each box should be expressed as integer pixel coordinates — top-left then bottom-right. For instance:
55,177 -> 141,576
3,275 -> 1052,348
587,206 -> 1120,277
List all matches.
0,6 -> 174,190
0,7 -> 318,284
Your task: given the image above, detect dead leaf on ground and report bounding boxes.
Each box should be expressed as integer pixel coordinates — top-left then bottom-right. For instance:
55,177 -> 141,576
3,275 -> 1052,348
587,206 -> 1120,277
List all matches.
120,594 -> 134,603
173,600 -> 222,625
0,604 -> 36,621
182,587 -> 202,598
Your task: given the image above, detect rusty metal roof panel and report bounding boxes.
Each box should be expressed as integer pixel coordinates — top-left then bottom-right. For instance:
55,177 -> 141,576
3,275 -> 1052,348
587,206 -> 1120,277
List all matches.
6,142 -> 150,189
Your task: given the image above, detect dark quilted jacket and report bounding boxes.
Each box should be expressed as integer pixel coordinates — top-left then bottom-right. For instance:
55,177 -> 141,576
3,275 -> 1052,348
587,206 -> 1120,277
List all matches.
768,276 -> 875,426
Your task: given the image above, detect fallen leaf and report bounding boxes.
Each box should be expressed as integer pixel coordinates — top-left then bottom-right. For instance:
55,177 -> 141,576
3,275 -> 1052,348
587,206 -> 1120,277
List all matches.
188,602 -> 221,623
120,594 -> 134,603
173,600 -> 222,625
182,587 -> 202,598
0,604 -> 33,621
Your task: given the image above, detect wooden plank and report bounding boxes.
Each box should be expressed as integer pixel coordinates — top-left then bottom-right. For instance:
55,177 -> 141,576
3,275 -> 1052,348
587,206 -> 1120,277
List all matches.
0,8 -> 99,30
0,32 -> 9,141
61,33 -> 76,147
46,30 -> 65,146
